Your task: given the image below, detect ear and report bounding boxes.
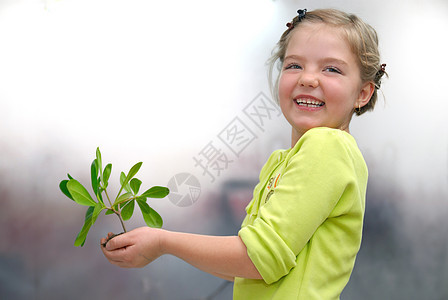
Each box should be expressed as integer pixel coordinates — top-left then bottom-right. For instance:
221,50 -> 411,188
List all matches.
356,81 -> 375,108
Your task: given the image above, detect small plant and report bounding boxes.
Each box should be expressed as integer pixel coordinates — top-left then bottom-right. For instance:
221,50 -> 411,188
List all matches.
59,148 -> 169,247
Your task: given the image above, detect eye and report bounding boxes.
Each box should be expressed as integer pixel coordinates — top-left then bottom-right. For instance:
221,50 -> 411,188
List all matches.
284,63 -> 302,70
324,66 -> 342,74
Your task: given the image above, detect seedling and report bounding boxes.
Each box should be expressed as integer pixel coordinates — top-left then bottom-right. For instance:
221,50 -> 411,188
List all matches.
59,148 -> 169,247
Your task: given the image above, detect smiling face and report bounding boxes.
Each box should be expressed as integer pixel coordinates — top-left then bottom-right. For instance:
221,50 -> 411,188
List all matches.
278,23 -> 374,146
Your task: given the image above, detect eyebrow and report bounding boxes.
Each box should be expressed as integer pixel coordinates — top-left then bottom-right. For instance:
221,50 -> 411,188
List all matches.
283,55 -> 349,67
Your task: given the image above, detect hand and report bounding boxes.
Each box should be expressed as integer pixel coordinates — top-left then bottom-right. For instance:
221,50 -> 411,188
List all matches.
100,227 -> 163,268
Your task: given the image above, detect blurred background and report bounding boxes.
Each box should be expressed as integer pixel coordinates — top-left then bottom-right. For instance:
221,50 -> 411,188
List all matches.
0,0 -> 447,299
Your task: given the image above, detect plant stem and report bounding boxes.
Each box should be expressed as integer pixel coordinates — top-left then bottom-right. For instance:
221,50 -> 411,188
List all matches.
104,189 -> 114,207
117,213 -> 127,233
104,188 -> 127,233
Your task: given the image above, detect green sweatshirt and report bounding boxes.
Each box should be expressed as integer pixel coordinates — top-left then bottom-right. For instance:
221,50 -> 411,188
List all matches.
234,127 -> 368,299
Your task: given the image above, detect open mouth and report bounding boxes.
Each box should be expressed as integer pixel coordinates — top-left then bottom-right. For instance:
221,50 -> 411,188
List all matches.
295,98 -> 325,108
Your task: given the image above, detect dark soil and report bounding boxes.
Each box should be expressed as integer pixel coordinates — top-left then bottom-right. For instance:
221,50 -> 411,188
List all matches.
101,232 -> 124,247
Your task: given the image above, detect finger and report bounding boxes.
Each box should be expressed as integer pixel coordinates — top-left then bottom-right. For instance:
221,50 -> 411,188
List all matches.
101,243 -> 125,263
105,233 -> 131,251
105,247 -> 133,267
110,260 -> 131,268
100,232 -> 117,248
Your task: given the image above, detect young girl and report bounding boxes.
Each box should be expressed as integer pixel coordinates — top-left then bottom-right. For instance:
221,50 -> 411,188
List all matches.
101,8 -> 386,299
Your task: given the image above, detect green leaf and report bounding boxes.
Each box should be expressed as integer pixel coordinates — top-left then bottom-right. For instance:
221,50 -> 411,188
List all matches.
59,180 -> 74,201
67,179 -> 97,206
113,192 -> 133,206
96,147 -> 103,183
67,173 -> 74,180
120,172 -> 131,193
91,202 -> 105,224
124,162 -> 142,186
130,178 -> 142,195
74,203 -> 105,247
94,159 -> 99,176
96,189 -> 104,205
120,172 -> 125,185
121,200 -> 135,221
140,186 -> 170,199
91,159 -> 99,194
137,199 -> 163,228
103,163 -> 112,188
116,162 -> 142,198
74,206 -> 94,247
105,208 -> 114,215
91,163 -> 104,204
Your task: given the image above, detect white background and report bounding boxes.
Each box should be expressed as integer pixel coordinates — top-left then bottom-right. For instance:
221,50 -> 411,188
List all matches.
0,0 -> 447,299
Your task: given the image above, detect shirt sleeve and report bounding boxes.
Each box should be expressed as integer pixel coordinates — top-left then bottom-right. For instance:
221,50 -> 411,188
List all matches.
238,128 -> 357,284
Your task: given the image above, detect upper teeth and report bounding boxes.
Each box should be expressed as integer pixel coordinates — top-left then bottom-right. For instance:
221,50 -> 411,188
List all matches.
295,98 -> 323,106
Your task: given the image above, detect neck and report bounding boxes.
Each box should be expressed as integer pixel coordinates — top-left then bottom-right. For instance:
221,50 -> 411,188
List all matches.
291,128 -> 303,148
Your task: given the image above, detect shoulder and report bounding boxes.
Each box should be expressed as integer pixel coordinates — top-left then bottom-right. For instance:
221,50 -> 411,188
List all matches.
260,148 -> 289,173
293,127 -> 359,156
300,127 -> 352,144
286,127 -> 366,175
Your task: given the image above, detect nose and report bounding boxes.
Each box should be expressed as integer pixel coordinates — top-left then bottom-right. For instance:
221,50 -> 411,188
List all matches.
297,71 -> 319,88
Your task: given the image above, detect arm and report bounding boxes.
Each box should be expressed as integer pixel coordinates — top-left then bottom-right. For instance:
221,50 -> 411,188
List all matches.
100,227 -> 262,281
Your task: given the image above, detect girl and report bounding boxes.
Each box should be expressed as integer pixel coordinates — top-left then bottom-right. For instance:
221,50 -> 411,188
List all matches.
101,8 -> 387,299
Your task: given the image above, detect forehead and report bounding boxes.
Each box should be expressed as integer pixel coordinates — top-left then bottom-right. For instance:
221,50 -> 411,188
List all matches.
285,23 -> 355,61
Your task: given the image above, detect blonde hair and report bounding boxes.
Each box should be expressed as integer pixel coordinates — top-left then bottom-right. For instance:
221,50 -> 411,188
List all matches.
268,8 -> 387,116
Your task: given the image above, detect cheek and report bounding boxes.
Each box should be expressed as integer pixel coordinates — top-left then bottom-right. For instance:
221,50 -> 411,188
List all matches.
323,81 -> 358,106
278,74 -> 295,99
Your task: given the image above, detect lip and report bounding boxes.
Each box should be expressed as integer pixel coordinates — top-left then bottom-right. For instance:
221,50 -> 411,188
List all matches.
293,94 -> 325,111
